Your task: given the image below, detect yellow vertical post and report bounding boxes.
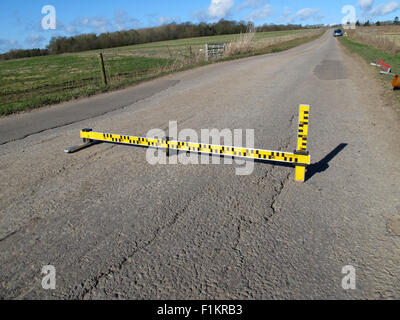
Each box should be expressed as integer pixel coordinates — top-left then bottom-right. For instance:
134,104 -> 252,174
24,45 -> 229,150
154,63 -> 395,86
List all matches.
295,104 -> 310,182
295,166 -> 306,182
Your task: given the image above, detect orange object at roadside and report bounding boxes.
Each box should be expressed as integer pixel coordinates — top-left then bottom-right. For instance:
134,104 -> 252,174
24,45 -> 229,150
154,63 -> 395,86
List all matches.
393,75 -> 400,90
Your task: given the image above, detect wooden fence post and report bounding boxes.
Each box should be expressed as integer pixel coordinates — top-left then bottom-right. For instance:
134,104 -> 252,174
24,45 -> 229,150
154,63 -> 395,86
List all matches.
98,53 -> 107,86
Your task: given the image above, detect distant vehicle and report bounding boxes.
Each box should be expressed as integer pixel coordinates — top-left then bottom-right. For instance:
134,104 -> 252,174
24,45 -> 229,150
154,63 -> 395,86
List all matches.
333,29 -> 343,37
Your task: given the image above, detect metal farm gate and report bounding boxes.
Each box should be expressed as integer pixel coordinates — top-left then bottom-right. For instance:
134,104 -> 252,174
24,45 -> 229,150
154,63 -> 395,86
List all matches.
205,43 -> 226,61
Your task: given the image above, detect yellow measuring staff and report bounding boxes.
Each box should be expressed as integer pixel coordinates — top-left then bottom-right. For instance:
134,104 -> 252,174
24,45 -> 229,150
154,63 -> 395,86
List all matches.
79,131 -> 310,166
294,104 -> 310,182
67,105 -> 311,182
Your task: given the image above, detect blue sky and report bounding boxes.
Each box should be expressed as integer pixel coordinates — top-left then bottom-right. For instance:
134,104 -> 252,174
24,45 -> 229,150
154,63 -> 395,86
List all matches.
0,0 -> 399,53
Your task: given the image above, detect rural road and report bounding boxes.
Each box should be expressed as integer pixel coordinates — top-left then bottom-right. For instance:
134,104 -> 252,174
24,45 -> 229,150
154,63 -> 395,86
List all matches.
1,31 -> 399,299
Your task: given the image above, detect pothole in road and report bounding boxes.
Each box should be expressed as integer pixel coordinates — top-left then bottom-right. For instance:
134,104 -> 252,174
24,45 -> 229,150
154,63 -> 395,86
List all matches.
314,60 -> 348,80
387,215 -> 400,236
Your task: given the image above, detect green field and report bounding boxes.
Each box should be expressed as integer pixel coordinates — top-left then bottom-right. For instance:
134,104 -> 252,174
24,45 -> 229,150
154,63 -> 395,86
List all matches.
0,54 -> 173,115
84,29 -> 310,54
0,29 -> 323,116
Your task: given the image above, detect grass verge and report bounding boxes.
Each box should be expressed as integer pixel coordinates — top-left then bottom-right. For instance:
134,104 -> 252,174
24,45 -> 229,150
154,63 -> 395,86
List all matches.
339,36 -> 400,101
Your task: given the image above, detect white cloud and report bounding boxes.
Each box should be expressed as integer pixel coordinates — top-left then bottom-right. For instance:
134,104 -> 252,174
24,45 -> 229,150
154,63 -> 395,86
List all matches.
208,0 -> 235,19
25,34 -> 46,48
368,1 -> 399,17
358,1 -> 399,18
114,9 -> 141,31
246,5 -> 273,21
158,16 -> 173,25
358,0 -> 375,11
65,25 -> 78,35
24,16 -> 61,33
295,8 -> 319,20
0,39 -> 20,53
80,18 -> 90,28
279,6 -> 291,22
157,16 -> 181,25
89,17 -> 111,33
65,11 -> 142,36
67,17 -> 90,33
289,8 -> 323,22
145,13 -> 159,26
191,9 -> 209,22
8,39 -> 19,47
236,0 -> 268,11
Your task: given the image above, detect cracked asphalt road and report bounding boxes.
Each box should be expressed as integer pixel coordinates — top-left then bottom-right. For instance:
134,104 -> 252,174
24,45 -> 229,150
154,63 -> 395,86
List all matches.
1,31 -> 399,299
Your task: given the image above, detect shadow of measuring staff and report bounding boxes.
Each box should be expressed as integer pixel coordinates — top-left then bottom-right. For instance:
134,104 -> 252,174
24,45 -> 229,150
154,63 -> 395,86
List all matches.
252,143 -> 347,181
305,143 -> 348,182
69,139 -> 347,181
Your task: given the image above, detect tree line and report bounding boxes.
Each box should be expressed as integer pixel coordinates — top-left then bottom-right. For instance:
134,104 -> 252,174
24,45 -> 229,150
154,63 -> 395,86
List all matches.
1,20 -> 307,61
356,16 -> 399,26
0,48 -> 49,61
46,20 -> 307,55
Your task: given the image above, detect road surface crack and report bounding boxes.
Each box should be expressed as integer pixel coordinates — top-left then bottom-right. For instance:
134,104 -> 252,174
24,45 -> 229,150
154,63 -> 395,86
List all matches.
77,199 -> 193,299
267,112 -> 296,218
0,230 -> 19,243
269,171 -> 291,215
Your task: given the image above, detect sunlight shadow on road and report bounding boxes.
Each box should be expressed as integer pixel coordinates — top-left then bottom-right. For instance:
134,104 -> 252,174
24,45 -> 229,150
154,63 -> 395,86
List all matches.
306,143 -> 348,182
